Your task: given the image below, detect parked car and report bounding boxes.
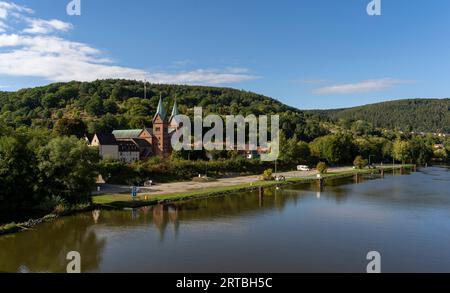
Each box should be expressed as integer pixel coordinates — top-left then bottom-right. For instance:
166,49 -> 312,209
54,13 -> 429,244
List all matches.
297,165 -> 311,171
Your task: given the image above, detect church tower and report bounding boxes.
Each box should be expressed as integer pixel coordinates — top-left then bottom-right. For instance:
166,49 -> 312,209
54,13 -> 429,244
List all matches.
169,99 -> 180,130
153,96 -> 171,157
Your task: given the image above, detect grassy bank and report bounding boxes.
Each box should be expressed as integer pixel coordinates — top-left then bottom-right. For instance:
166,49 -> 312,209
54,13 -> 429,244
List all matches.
0,164 -> 415,236
93,165 -> 416,209
0,204 -> 93,236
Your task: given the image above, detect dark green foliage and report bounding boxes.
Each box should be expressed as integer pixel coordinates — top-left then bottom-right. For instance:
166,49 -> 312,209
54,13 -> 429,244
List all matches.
308,99 -> 450,133
0,126 -> 100,210
53,118 -> 87,138
0,80 -> 327,142
99,157 -> 273,185
310,133 -> 357,165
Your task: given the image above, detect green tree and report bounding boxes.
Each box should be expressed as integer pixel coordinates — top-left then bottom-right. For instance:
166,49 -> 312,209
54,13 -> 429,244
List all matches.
54,118 -> 87,138
351,120 -> 375,136
85,94 -> 104,116
353,155 -> 367,169
310,133 -> 356,165
316,162 -> 328,174
393,140 -> 410,164
36,136 -> 100,203
409,136 -> 433,165
279,133 -> 310,166
0,135 -> 39,209
434,148 -> 448,161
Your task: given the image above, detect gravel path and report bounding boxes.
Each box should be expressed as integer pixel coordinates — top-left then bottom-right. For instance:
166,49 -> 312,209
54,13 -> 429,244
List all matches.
93,167 -> 355,196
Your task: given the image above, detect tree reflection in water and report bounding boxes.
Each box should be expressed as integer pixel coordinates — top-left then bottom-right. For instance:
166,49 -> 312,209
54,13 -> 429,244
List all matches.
0,213 -> 106,273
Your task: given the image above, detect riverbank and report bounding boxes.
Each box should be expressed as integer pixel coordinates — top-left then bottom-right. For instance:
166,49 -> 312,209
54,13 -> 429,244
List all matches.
93,165 -> 415,209
0,204 -> 93,236
0,165 -> 415,236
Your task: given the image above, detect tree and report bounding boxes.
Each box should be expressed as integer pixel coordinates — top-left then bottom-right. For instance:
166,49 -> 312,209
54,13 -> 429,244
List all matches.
296,141 -> 311,165
445,138 -> 450,153
0,135 -> 39,209
310,133 -> 356,165
316,162 -> 328,174
351,120 -> 375,136
353,155 -> 367,169
54,118 -> 87,138
36,136 -> 100,203
409,136 -> 433,165
393,140 -> 410,164
85,94 -> 104,116
279,134 -> 310,166
87,113 -> 120,134
103,98 -> 119,114
434,148 -> 448,161
262,169 -> 274,181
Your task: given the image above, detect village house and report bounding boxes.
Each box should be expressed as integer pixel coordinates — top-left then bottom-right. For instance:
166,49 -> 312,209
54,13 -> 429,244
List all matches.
90,97 -> 179,163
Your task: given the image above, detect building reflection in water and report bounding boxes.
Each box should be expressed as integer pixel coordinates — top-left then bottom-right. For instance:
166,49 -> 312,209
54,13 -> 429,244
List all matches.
92,210 -> 101,224
148,204 -> 180,240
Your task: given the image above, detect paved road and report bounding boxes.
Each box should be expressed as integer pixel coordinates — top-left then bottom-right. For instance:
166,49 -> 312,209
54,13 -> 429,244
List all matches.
93,167 -> 355,197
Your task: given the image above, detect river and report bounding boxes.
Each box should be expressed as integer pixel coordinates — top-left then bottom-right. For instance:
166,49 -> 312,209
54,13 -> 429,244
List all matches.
1,167 -> 449,273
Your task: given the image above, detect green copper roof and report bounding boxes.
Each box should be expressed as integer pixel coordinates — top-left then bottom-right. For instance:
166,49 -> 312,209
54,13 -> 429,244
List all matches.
112,129 -> 143,139
154,96 -> 167,120
170,99 -> 180,118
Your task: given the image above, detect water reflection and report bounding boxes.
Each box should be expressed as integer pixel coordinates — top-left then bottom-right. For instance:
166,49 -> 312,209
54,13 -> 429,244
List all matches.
0,214 -> 106,273
0,167 -> 449,273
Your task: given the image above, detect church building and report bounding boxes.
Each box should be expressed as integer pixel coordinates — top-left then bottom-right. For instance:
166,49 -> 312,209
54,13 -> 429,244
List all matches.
90,97 -> 179,163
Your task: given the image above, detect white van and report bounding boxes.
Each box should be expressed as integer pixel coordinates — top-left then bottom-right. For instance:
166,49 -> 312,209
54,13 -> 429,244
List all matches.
297,165 -> 311,171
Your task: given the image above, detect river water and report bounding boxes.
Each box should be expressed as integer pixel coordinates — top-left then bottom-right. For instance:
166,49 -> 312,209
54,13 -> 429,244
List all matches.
1,167 -> 450,273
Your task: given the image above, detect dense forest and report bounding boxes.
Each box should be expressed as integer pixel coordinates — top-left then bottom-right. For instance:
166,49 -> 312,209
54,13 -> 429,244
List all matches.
307,99 -> 450,133
1,80 -> 449,135
0,80 -> 327,142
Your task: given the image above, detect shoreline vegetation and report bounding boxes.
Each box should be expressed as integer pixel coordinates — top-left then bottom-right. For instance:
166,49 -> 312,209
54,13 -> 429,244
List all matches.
1,81 -> 449,236
0,164 -> 415,236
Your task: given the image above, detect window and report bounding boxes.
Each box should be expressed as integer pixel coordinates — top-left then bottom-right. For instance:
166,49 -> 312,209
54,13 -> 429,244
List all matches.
155,127 -> 161,132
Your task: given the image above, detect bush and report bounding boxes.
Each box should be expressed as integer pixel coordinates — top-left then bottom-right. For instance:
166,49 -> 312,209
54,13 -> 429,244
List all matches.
353,155 -> 367,169
53,204 -> 67,215
316,162 -> 328,174
262,169 -> 274,181
100,157 -> 272,184
35,196 -> 66,212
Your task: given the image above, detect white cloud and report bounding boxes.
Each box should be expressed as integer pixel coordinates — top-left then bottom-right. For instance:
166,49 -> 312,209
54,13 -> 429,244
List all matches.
0,1 -> 33,19
23,18 -> 72,34
0,1 -> 32,31
313,78 -> 411,95
0,1 -> 258,86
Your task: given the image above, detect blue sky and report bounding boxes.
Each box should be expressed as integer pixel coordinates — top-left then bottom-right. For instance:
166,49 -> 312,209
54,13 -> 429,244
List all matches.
0,0 -> 450,109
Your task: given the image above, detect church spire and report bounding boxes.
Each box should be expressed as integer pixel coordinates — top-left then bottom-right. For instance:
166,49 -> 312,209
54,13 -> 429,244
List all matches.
170,99 -> 179,119
154,94 -> 167,121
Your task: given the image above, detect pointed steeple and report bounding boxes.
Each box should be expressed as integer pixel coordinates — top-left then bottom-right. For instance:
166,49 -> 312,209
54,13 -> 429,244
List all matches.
170,99 -> 180,119
154,95 -> 167,121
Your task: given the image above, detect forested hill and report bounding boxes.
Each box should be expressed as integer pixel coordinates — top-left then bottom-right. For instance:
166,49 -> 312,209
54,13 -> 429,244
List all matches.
1,80 -> 448,137
307,99 -> 450,133
0,80 -> 327,141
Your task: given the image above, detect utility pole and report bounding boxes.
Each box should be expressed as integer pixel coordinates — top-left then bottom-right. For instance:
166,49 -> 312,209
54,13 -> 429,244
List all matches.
143,79 -> 147,99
